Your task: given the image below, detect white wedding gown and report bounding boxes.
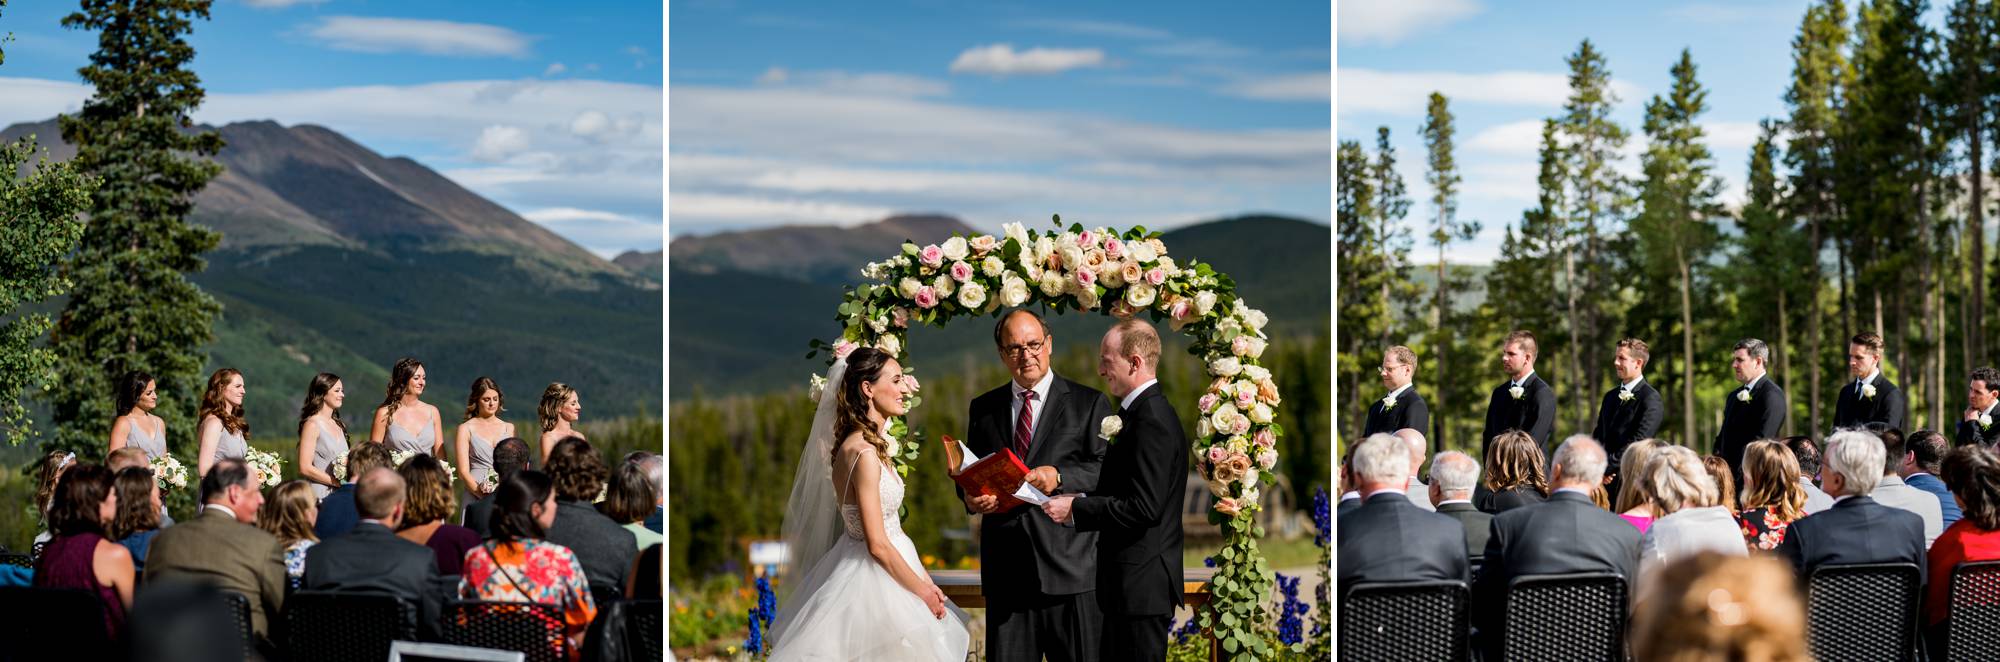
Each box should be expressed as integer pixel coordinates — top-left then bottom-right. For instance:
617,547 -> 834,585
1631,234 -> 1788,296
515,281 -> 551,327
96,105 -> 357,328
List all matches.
768,460 -> 970,661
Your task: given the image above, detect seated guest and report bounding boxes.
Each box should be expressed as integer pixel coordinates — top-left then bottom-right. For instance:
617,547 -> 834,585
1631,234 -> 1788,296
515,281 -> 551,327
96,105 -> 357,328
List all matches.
1864,425 -> 1945,547
145,459 -> 287,644
1476,430 -> 1548,514
1473,435 -> 1639,658
1783,436 -> 1836,514
601,455 -> 664,550
1638,445 -> 1746,596
629,452 -> 662,534
315,442 -> 393,540
395,454 -> 482,575
1703,455 -> 1739,511
1737,440 -> 1809,551
256,480 -> 319,591
1629,552 -> 1810,662
1394,429 -> 1435,511
1336,433 -> 1468,600
1336,452 -> 1361,516
1775,429 -> 1926,583
109,467 -> 164,573
32,450 -> 76,560
108,448 -> 172,527
544,437 -> 636,592
305,467 -> 445,639
1900,430 -> 1963,529
626,543 -> 662,600
32,464 -> 134,639
1927,444 -> 2000,654
1427,451 -> 1491,561
465,437 -> 531,538
462,470 -> 598,657
1615,439 -> 1666,532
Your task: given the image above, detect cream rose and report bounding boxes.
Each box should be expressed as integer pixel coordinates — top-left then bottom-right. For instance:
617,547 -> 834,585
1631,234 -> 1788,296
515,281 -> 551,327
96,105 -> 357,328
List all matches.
957,281 -> 988,309
970,234 -> 998,255
1119,261 -> 1143,285
1209,357 -> 1243,377
1194,290 -> 1217,316
1129,241 -> 1157,263
1004,222 -> 1029,246
877,334 -> 901,356
941,236 -> 969,261
933,274 -> 956,297
1196,417 -> 1214,438
1249,403 -> 1274,425
1258,379 -> 1282,406
982,255 -> 1006,277
1001,275 -> 1031,307
899,277 -> 922,299
1060,246 -> 1086,272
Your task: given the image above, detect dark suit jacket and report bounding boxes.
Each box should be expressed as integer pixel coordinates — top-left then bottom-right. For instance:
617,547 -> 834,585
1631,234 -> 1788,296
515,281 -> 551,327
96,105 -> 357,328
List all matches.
1716,377 -> 1787,484
1482,373 -> 1557,452
1363,386 -> 1430,440
144,508 -> 288,639
1434,502 -> 1493,560
1073,383 -> 1188,616
1775,496 -> 1926,583
1833,375 -> 1908,432
964,373 -> 1112,601
1473,485 -> 1546,515
462,494 -> 495,539
1957,411 -> 1999,448
1336,492 -> 1469,600
315,483 -> 359,540
1337,494 -> 1361,517
1905,473 -> 1963,530
1591,380 -> 1663,471
1472,490 -> 1642,652
547,500 -> 637,591
303,522 -> 444,639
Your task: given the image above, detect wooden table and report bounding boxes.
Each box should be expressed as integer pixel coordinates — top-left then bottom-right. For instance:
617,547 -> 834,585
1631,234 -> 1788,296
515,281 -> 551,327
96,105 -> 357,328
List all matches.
931,568 -> 1219,609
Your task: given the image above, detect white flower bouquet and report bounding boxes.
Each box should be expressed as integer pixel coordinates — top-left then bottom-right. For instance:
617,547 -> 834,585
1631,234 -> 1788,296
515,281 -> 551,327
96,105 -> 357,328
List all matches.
245,448 -> 284,488
148,454 -> 189,491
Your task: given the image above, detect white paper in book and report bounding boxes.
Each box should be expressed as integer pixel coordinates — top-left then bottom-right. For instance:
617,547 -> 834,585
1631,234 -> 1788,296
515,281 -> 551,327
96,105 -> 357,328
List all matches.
954,438 -> 1051,505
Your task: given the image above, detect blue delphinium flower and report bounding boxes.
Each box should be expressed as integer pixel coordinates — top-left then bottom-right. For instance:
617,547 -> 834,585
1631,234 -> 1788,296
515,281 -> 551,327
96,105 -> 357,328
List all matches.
744,607 -> 765,654
745,576 -> 779,654
1311,488 -> 1331,547
1204,555 -> 1217,568
1275,573 -> 1306,645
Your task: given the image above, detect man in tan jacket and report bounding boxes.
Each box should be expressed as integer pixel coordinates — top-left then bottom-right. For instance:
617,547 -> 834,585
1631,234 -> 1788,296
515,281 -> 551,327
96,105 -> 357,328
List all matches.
144,458 -> 288,645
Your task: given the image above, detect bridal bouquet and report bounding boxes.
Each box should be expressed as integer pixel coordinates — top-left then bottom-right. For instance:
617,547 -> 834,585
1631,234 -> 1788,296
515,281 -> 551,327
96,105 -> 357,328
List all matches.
245,448 -> 284,488
149,454 -> 189,491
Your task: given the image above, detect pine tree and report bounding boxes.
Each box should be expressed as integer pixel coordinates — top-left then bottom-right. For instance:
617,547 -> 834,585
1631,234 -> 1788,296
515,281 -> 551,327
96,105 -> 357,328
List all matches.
1634,49 -> 1725,444
1785,0 -> 1854,434
1337,141 -> 1384,439
1943,0 -> 1996,367
47,0 -> 226,455
1737,120 -> 1811,435
1419,93 -> 1480,450
1481,120 -> 1570,449
1558,39 -> 1633,433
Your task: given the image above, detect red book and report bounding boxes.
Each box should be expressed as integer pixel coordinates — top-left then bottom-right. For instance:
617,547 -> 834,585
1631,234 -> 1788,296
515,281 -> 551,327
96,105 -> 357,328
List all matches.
943,435 -> 1032,513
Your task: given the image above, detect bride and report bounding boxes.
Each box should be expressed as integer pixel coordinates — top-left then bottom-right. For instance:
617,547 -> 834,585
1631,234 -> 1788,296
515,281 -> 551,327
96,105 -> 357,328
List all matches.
769,347 -> 970,661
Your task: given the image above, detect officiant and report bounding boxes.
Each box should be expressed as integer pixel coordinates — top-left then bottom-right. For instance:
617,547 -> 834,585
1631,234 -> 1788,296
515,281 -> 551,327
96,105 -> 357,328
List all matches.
961,309 -> 1113,662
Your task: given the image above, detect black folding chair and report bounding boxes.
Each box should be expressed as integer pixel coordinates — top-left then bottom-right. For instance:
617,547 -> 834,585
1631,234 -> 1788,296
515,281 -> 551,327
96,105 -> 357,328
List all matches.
219,591 -> 254,661
1339,580 -> 1469,662
442,600 -> 568,662
0,554 -> 32,570
1806,562 -> 1922,662
1947,560 -> 2000,661
283,590 -> 418,662
0,586 -> 115,660
1502,572 -> 1626,662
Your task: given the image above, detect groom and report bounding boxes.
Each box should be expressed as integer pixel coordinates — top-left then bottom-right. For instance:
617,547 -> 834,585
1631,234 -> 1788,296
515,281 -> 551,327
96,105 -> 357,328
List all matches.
964,309 -> 1112,662
1045,319 -> 1187,662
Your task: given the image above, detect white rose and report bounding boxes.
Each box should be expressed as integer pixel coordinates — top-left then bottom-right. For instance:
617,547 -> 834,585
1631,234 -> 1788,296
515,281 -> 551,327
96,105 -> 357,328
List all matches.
899,277 -> 922,299
1210,357 -> 1243,377
942,236 -> 969,261
1129,242 -> 1158,263
1243,467 -> 1259,489
1250,403 -> 1274,424
1862,383 -> 1878,399
1100,264 -> 1126,289
886,434 -> 901,459
1124,282 -> 1156,308
1077,288 -> 1101,309
1736,388 -> 1751,403
1001,275 -> 1031,307
1242,365 -> 1272,382
1216,316 -> 1243,342
1241,487 -> 1260,505
1039,271 -> 1066,297
1060,246 -> 1086,272
1099,416 -> 1123,441
957,281 -> 988,309
1983,413 -> 1995,429
1241,336 -> 1266,359
933,274 -> 956,297
878,334 -> 901,357
982,255 -> 1006,277
1004,222 -> 1029,246
1243,308 -> 1269,334
1197,417 -> 1214,438
1194,290 -> 1217,316
1211,404 -> 1239,432
1035,237 -> 1056,262
1510,385 -> 1526,400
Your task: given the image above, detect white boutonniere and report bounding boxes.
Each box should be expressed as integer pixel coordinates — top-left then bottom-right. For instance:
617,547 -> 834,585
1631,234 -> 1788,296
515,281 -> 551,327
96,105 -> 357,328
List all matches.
1618,389 -> 1634,403
1100,415 -> 1124,443
1861,383 -> 1877,400
1382,394 -> 1397,410
1736,388 -> 1752,403
1508,385 -> 1525,400
1981,413 -> 1994,430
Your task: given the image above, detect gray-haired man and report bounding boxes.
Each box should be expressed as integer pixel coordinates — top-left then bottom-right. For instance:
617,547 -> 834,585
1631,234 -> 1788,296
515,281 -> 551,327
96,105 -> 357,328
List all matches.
1717,339 -> 1787,485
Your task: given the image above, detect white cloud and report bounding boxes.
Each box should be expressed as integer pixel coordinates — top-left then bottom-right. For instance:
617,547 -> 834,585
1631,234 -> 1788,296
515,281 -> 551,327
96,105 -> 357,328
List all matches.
245,0 -> 326,7
756,67 -> 789,84
949,44 -> 1106,76
1141,38 -> 1253,60
753,69 -> 950,98
668,193 -> 899,227
1702,121 -> 1763,152
306,16 -> 534,58
0,77 -> 92,128
1339,0 -> 1483,46
471,125 -> 530,162
1466,120 -> 1548,154
520,207 -> 662,256
543,62 -> 568,77
1005,19 -> 1172,40
1223,72 -> 1329,102
1338,67 -> 1643,116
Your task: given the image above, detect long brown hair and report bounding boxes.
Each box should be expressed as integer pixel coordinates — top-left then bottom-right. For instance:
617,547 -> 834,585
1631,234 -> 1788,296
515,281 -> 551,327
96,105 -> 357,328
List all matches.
1703,455 -> 1739,512
538,382 -> 576,432
1616,439 -> 1665,513
109,467 -> 160,540
379,358 -> 424,423
258,480 -> 320,546
833,348 -> 895,468
298,372 -> 346,434
1944,445 -> 2000,531
35,450 -> 73,517
1482,430 -> 1548,494
1740,440 -> 1807,522
464,376 -> 504,421
200,368 -> 247,437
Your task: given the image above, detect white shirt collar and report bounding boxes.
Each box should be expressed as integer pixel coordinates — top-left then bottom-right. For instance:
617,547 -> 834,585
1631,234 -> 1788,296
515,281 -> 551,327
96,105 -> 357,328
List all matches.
1743,373 -> 1764,392
1554,486 -> 1592,497
1512,371 -> 1536,388
1982,401 -> 1997,418
1438,498 -> 1474,506
1621,376 -> 1643,392
1858,369 -> 1880,387
1339,491 -> 1360,502
1833,494 -> 1857,505
1363,487 -> 1405,499
1386,383 -> 1413,401
1121,379 -> 1159,410
1016,370 -> 1054,402
1906,472 -> 1934,482
203,503 -> 238,520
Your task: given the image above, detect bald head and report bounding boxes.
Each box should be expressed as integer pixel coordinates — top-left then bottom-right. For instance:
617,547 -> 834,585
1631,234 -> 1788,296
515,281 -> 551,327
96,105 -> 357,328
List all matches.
1394,428 -> 1427,476
1550,435 -> 1608,488
355,467 -> 408,526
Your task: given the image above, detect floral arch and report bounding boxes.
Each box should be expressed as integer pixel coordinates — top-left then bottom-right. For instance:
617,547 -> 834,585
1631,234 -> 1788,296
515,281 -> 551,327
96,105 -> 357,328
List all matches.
808,215 -> 1286,658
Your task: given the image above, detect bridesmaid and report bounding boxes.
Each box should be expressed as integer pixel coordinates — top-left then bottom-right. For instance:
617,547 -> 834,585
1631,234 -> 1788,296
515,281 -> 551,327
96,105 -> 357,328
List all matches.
456,377 -> 514,498
536,382 -> 585,464
195,368 -> 249,479
296,373 -> 350,499
371,357 -> 444,457
107,371 -> 167,462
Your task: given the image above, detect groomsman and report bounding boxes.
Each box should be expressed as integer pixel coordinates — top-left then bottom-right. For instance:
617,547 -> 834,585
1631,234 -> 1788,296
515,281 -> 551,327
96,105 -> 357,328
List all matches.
1591,338 -> 1663,496
1363,346 -> 1430,440
1482,331 -> 1557,454
1717,338 -> 1787,485
1959,367 -> 2000,447
1832,332 -> 1907,432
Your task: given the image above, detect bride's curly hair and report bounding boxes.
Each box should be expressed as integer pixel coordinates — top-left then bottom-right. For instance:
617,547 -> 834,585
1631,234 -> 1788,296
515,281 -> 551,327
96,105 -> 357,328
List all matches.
832,348 -> 895,468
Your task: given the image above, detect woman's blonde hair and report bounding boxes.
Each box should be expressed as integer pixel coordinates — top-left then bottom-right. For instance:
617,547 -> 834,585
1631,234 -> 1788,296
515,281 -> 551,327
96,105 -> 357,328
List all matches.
1630,552 -> 1809,662
1641,445 -> 1719,516
1616,439 -> 1664,513
257,480 -> 320,546
397,453 -> 457,525
1739,440 -> 1808,522
1482,430 -> 1548,495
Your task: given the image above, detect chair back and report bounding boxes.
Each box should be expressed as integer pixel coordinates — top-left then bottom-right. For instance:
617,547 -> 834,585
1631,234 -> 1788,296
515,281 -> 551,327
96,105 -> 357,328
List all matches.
284,590 -> 418,662
1338,580 -> 1469,662
443,600 -> 568,662
0,586 -> 115,660
1948,560 -> 2000,661
219,591 -> 254,661
0,554 -> 31,570
1806,562 -> 1921,662
1503,572 -> 1626,662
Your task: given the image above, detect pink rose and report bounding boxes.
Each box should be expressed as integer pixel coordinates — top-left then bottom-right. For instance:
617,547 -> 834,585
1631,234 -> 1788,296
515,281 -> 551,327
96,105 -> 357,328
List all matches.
903,374 -> 921,393
1110,300 -> 1137,320
1075,268 -> 1097,288
1234,388 -> 1255,410
969,235 -> 998,254
1078,230 -> 1097,249
1104,239 -> 1124,259
892,308 -> 910,328
1231,416 -> 1251,435
1233,336 -> 1252,357
1207,446 -> 1228,464
1146,268 -> 1167,286
914,286 -> 939,309
950,260 -> 974,282
1254,428 -> 1276,449
1198,393 -> 1220,413
1215,498 -> 1241,517
832,340 -> 858,360
1257,450 -> 1278,470
1170,298 -> 1192,320
920,244 -> 945,268
1119,261 -> 1142,285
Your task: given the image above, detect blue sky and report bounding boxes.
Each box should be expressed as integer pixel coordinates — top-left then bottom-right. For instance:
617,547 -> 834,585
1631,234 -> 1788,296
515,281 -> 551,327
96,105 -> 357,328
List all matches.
0,0 -> 662,257
1339,0 -> 1887,265
668,0 -> 1331,238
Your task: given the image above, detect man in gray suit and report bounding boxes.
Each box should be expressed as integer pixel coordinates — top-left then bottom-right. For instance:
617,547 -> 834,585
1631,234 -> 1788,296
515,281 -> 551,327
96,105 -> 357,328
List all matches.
1427,451 -> 1490,560
145,459 -> 288,645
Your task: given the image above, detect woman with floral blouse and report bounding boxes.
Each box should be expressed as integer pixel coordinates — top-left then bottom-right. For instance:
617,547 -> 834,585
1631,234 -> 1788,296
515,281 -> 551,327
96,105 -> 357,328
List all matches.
460,469 -> 596,660
1737,440 -> 1809,551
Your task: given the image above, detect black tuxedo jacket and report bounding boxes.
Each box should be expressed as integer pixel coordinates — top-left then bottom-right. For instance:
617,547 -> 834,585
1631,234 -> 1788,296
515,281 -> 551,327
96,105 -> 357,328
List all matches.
1073,383 -> 1188,616
965,373 -> 1113,600
302,522 -> 444,639
1958,412 -> 2000,448
1716,377 -> 1787,482
1335,492 -> 1468,600
1775,496 -> 1926,582
1482,373 -> 1557,453
1833,375 -> 1908,432
1363,386 -> 1430,439
1434,502 -> 1492,560
1471,491 -> 1642,655
1591,380 -> 1663,470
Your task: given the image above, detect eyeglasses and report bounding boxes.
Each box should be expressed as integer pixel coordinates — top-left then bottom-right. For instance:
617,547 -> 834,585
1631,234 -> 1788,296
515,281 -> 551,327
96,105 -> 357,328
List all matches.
1003,339 -> 1047,356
